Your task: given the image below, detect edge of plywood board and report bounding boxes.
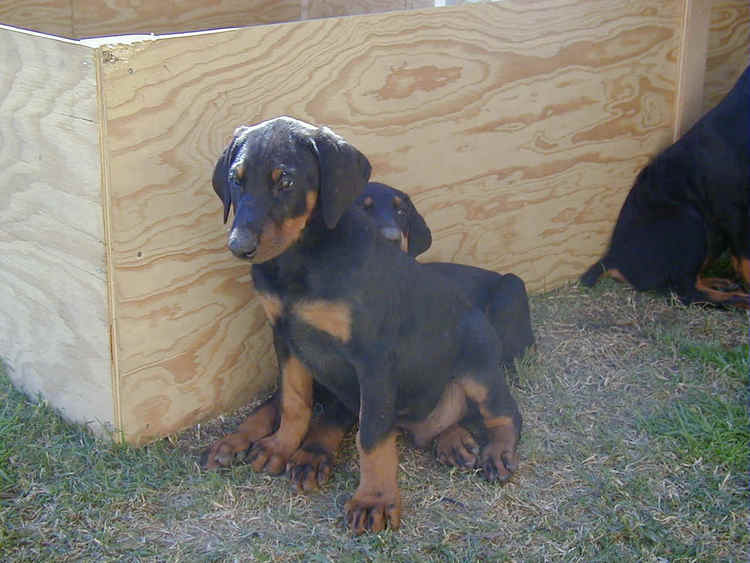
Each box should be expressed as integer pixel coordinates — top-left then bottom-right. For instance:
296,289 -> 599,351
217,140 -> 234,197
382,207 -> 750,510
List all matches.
92,44 -> 125,442
673,0 -> 712,140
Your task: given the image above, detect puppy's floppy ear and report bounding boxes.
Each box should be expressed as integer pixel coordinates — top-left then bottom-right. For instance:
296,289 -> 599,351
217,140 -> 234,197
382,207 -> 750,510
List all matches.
311,126 -> 372,229
405,198 -> 432,257
212,127 -> 247,224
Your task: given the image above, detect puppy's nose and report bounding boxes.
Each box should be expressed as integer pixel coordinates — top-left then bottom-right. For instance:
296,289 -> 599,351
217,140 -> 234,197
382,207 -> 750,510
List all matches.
228,229 -> 258,259
380,226 -> 402,244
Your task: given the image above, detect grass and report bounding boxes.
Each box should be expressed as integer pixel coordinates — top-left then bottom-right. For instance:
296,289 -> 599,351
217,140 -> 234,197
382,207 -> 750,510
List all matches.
642,392 -> 748,472
1,279 -> 748,561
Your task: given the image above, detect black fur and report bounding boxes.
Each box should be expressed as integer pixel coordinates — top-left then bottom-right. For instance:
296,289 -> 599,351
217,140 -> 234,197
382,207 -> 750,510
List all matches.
209,116 -> 522,533
355,182 -> 535,368
581,66 -> 750,308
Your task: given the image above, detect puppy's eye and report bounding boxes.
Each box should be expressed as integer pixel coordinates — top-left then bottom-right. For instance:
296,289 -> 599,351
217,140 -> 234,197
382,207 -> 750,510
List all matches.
280,175 -> 294,190
271,168 -> 294,193
395,207 -> 406,216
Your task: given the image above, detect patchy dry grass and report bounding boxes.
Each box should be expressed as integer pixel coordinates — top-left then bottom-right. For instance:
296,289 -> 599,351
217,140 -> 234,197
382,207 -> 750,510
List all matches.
1,280 -> 748,561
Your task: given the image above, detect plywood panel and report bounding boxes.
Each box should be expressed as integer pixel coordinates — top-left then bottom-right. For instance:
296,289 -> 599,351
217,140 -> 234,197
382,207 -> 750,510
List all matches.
0,1 -> 72,37
0,26 -> 113,433
72,0 -> 300,39
703,0 -> 749,112
98,0 -> 681,442
302,0 -> 407,19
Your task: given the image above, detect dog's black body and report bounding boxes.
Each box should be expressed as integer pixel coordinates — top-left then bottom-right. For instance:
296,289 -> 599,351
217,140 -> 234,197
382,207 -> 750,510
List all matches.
206,117 -> 521,534
581,66 -> 750,308
356,182 -> 535,367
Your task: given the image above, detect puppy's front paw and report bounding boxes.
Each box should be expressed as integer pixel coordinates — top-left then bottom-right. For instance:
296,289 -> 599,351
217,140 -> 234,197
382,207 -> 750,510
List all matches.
345,488 -> 401,535
247,435 -> 295,475
202,432 -> 255,469
479,442 -> 519,482
287,446 -> 334,492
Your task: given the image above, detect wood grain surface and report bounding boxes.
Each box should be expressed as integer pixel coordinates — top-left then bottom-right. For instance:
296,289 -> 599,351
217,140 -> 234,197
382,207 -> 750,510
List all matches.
0,0 -> 421,39
0,27 -> 114,433
0,1 -> 72,37
72,0 -> 300,39
703,0 -> 749,112
673,0 -> 711,140
302,0 -> 408,19
97,0 -> 682,442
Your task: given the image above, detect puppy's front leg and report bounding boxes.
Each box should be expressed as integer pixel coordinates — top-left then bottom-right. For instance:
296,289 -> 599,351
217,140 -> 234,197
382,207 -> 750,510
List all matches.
248,354 -> 313,475
345,378 -> 401,534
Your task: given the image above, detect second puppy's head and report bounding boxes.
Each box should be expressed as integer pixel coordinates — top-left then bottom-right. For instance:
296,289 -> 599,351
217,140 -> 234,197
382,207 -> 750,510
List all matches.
355,182 -> 432,257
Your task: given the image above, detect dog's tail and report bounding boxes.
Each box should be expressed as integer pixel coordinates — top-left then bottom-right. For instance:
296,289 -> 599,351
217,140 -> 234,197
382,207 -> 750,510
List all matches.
580,260 -> 606,287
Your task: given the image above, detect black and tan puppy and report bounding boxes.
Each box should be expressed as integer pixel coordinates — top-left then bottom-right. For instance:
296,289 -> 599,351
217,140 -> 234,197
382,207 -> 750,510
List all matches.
207,116 -> 522,534
356,182 -> 535,369
204,182 -> 526,489
581,66 -> 750,308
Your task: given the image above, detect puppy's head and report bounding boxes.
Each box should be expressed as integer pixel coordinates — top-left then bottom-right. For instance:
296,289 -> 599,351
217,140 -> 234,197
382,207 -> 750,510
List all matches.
355,182 -> 432,257
212,116 -> 371,262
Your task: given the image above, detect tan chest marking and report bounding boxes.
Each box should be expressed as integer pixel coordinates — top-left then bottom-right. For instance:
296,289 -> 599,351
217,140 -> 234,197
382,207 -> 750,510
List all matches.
293,300 -> 352,342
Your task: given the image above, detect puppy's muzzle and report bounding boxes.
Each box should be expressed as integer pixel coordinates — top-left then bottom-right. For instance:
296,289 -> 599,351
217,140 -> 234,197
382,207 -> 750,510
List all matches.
380,226 -> 402,244
228,228 -> 258,260
380,227 -> 408,253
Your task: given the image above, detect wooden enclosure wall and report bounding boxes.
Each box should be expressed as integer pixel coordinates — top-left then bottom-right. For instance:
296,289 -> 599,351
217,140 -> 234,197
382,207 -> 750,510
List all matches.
703,0 -> 749,112
97,0 -> 683,442
0,27 -> 114,432
72,0 -> 300,38
0,1 -> 71,37
0,0 -> 427,39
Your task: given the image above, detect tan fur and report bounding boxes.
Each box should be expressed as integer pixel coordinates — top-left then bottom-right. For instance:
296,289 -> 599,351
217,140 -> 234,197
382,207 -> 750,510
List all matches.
695,277 -> 749,308
256,292 -> 283,324
293,300 -> 352,342
459,377 -> 489,404
253,191 -> 317,262
276,356 -> 314,446
234,161 -> 245,182
483,415 -> 515,430
399,381 -> 467,447
248,356 -> 313,474
204,399 -> 278,469
287,419 -> 349,492
345,431 -> 401,534
738,257 -> 750,286
604,267 -> 628,283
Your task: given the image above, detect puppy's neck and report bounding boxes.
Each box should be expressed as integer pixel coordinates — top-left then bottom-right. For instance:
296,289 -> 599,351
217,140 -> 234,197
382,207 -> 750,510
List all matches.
250,209 -> 340,292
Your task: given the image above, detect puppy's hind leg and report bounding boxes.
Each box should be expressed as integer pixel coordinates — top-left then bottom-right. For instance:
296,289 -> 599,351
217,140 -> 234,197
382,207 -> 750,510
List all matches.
459,372 -> 522,482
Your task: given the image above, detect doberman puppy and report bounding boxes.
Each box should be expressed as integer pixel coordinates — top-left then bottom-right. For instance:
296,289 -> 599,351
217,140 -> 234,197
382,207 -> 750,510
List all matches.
581,66 -> 750,308
206,116 -> 522,534
356,182 -> 535,369
204,183 -> 534,486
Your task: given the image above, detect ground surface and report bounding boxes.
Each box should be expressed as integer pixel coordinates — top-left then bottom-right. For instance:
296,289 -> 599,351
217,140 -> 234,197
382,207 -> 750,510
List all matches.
1,279 -> 748,561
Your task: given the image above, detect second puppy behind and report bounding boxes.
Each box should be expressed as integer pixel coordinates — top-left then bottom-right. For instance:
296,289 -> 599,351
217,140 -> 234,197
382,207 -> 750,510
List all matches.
357,182 -> 535,370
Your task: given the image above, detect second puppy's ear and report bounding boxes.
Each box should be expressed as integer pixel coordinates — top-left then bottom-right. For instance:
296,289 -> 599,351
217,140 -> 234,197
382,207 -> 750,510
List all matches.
311,127 -> 371,229
405,198 -> 432,256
